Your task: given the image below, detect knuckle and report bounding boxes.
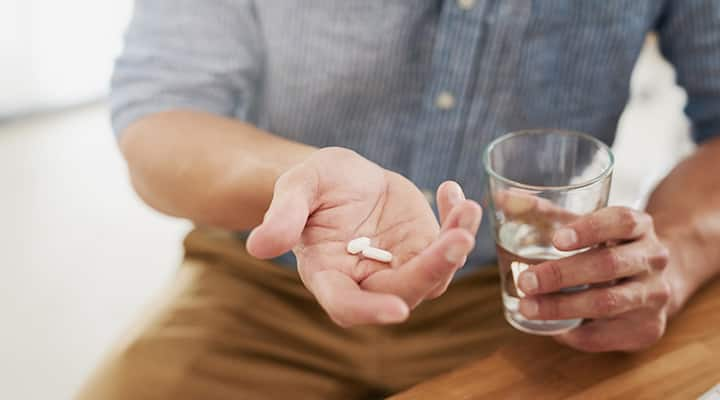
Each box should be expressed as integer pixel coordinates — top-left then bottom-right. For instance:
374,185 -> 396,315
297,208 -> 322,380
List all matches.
542,262 -> 565,291
601,248 -> 622,278
593,289 -> 621,316
635,285 -> 649,309
648,244 -> 670,270
617,208 -> 640,235
585,215 -> 603,240
651,279 -> 673,306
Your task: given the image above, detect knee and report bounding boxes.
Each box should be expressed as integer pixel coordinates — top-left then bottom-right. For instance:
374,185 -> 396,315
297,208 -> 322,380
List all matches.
75,339 -> 182,400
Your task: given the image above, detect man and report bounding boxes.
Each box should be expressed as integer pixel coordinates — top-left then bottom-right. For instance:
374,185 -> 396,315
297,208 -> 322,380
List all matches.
79,1 -> 720,399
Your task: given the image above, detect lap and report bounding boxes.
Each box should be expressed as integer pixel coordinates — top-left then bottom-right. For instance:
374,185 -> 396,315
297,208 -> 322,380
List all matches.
76,228 -> 517,400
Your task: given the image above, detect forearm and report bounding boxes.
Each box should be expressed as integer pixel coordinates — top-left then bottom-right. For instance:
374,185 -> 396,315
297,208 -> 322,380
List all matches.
120,110 -> 316,230
646,136 -> 720,315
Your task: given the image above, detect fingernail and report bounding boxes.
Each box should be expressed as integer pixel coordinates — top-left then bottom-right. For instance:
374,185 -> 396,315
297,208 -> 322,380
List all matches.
445,244 -> 467,264
459,213 -> 477,232
522,299 -> 539,318
519,271 -> 539,294
554,228 -> 577,248
449,185 -> 465,207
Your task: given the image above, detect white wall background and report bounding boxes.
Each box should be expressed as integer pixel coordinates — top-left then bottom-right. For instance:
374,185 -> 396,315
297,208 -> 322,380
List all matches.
0,0 -> 133,117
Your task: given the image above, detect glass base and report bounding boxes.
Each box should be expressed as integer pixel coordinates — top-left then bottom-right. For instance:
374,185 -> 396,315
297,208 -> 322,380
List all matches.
504,309 -> 581,336
502,293 -> 581,335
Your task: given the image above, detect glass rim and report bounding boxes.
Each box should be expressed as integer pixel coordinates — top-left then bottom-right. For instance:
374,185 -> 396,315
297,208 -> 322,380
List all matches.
482,129 -> 615,192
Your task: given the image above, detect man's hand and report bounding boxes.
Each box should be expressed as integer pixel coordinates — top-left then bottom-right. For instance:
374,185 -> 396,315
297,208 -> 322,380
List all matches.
246,147 -> 482,327
516,206 -> 673,352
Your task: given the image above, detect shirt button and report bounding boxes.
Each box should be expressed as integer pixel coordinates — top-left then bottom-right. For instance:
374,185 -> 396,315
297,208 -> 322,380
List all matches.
457,0 -> 476,10
435,91 -> 456,110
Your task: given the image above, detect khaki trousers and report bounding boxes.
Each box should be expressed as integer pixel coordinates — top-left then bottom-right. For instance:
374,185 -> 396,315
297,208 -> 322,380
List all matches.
77,227 -> 519,399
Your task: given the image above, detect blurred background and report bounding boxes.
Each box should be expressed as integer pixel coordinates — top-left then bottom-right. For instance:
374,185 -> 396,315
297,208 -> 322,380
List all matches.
0,2 -> 695,399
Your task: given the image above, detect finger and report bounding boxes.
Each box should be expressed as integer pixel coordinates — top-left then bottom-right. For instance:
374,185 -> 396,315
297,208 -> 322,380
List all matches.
519,279 -> 649,320
517,238 -> 669,295
553,207 -> 653,251
441,199 -> 483,233
310,270 -> 409,327
426,253 -> 470,301
437,181 -> 465,224
246,165 -> 318,259
361,228 -> 475,308
494,190 -> 577,222
554,311 -> 667,352
429,199 -> 480,299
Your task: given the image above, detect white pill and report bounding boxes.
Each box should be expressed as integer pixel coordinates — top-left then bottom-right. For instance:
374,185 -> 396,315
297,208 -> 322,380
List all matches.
346,237 -> 371,255
362,246 -> 393,263
511,261 -> 529,298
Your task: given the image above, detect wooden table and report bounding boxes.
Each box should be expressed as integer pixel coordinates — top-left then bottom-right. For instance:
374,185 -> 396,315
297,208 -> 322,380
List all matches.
392,278 -> 720,399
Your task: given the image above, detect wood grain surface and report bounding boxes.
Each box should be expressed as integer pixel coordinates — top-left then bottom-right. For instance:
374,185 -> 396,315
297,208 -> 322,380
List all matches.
391,278 -> 720,400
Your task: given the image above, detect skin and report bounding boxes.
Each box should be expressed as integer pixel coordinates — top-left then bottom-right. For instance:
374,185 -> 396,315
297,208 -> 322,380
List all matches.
121,110 -> 482,327
246,148 -> 482,325
119,110 -> 316,230
122,109 -> 720,351
515,136 -> 720,352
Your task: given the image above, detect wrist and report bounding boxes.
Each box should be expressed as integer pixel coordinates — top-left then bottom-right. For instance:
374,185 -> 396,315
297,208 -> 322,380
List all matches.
657,229 -> 701,318
218,143 -> 317,230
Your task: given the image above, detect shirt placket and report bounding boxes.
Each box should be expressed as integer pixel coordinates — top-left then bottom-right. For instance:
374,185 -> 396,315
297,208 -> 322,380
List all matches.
409,0 -> 489,195
454,1 -> 532,202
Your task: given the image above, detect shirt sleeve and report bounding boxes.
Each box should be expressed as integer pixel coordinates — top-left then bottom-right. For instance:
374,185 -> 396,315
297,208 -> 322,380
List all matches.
656,0 -> 720,144
110,0 -> 263,137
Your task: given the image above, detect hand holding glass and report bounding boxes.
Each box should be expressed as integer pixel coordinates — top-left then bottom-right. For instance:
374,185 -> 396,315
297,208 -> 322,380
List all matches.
484,130 -> 614,335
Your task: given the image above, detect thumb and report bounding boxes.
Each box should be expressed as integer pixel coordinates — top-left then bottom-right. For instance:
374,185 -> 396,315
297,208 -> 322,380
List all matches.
246,165 -> 318,259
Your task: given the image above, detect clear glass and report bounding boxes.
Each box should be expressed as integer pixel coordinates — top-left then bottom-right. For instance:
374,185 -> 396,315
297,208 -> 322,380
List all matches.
483,129 -> 614,335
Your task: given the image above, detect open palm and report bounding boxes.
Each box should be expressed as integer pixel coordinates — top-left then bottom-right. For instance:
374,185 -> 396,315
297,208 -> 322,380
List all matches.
247,148 -> 482,326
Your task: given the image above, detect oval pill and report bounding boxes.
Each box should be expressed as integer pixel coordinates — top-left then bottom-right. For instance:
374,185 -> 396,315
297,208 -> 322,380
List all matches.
362,247 -> 393,263
346,237 -> 371,254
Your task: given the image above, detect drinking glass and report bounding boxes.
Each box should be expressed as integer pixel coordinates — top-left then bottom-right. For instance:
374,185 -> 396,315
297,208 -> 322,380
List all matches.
483,129 -> 614,335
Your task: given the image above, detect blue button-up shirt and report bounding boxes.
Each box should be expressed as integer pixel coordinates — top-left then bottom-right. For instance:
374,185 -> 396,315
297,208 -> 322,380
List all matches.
111,0 -> 720,269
